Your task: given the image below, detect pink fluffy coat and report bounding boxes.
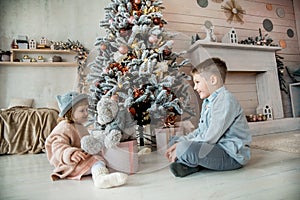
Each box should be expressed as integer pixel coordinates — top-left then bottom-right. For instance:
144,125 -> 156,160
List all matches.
45,120 -> 104,181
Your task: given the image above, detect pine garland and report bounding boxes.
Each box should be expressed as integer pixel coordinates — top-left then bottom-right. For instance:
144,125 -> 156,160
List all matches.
50,39 -> 89,93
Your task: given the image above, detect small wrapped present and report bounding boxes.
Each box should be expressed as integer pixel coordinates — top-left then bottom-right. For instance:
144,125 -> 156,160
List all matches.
103,140 -> 138,174
155,121 -> 195,155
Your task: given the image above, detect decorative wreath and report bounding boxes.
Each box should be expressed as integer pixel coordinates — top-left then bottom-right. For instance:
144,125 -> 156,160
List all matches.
221,0 -> 245,24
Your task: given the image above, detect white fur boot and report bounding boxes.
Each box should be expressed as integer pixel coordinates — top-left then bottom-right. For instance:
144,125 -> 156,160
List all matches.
92,167 -> 128,189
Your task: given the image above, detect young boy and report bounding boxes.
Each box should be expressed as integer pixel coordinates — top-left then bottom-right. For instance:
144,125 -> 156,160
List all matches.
165,57 -> 252,177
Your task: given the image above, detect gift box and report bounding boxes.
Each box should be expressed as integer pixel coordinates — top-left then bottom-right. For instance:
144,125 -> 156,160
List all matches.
155,126 -> 181,155
155,121 -> 194,155
103,140 -> 139,174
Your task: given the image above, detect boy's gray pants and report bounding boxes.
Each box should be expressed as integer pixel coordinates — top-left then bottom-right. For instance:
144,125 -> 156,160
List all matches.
169,137 -> 242,170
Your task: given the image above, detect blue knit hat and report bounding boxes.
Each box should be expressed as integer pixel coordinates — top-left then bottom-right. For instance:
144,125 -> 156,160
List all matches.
56,91 -> 88,117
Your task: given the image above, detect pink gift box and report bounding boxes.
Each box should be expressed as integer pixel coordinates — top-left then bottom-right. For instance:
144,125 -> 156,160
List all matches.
155,127 -> 182,155
103,140 -> 139,174
155,121 -> 194,155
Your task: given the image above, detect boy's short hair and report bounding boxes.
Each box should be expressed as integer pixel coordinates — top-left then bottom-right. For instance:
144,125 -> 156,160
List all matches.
191,57 -> 227,83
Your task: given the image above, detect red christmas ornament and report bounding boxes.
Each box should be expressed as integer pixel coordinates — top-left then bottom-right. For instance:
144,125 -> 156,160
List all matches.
128,107 -> 136,116
164,87 -> 171,95
121,66 -> 129,74
163,47 -> 172,56
119,28 -> 128,37
109,62 -> 128,75
131,0 -> 142,16
153,17 -> 161,25
165,114 -> 177,127
133,88 -> 144,98
109,62 -> 121,70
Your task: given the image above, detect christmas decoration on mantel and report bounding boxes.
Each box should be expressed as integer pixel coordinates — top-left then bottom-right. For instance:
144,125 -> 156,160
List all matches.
87,0 -> 194,146
50,39 -> 89,93
191,20 -> 217,44
239,28 -> 277,46
221,0 -> 245,24
239,29 -> 287,94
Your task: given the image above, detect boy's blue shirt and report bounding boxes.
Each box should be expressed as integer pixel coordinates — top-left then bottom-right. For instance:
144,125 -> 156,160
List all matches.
177,86 -> 252,165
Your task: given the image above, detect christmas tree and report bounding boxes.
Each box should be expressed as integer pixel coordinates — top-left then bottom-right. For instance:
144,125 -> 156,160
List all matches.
87,0 -> 194,146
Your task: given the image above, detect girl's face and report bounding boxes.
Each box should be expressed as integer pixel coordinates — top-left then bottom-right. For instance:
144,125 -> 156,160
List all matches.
72,102 -> 89,124
193,73 -> 211,99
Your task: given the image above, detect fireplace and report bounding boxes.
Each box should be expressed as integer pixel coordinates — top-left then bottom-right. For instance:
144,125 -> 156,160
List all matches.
187,41 -> 284,119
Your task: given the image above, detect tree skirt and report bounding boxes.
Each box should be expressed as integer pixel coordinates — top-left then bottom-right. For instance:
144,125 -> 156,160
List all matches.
251,130 -> 300,154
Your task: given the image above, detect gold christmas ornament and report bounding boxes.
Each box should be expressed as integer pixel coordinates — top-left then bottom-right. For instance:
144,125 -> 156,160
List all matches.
279,39 -> 287,49
221,0 -> 245,24
266,3 -> 272,11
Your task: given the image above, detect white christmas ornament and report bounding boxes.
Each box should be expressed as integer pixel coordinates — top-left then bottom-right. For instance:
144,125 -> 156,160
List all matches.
148,34 -> 158,43
118,45 -> 129,54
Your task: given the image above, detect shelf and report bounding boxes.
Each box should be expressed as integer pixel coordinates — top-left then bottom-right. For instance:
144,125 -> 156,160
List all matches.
0,61 -> 77,67
4,48 -> 78,67
10,49 -> 77,54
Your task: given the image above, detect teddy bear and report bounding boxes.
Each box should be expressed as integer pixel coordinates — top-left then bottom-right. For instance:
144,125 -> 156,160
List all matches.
81,95 -> 137,155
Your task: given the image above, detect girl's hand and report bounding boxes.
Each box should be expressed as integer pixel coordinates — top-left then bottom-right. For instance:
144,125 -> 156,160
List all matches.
165,143 -> 177,162
71,150 -> 88,163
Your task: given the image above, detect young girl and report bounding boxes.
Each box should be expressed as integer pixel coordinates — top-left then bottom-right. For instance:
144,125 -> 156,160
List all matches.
45,91 -> 128,188
165,57 -> 252,177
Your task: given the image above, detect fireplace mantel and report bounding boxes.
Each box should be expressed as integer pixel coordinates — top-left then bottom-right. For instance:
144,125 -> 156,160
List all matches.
187,41 -> 283,119
189,42 -> 281,53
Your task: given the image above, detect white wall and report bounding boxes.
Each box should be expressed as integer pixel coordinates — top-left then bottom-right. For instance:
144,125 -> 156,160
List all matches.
0,0 -> 110,108
0,0 -> 110,50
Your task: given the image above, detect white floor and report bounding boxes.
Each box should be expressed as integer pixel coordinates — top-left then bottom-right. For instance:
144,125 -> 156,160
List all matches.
1,138 -> 300,200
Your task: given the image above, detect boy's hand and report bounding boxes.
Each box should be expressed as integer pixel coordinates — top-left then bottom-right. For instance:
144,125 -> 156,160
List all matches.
165,143 -> 177,162
71,150 -> 88,163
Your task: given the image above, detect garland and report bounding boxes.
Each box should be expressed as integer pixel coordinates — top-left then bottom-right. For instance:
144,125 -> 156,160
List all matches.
50,39 -> 89,93
276,54 -> 288,94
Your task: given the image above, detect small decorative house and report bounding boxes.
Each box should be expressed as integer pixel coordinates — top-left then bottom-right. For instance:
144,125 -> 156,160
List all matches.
222,28 -> 238,43
40,37 -> 48,45
263,104 -> 273,120
29,39 -> 37,49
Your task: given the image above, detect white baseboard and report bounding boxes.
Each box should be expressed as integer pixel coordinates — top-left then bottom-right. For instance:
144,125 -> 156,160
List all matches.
249,117 -> 300,136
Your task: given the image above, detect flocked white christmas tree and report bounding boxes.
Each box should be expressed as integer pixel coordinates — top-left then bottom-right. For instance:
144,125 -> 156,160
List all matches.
87,0 -> 194,146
